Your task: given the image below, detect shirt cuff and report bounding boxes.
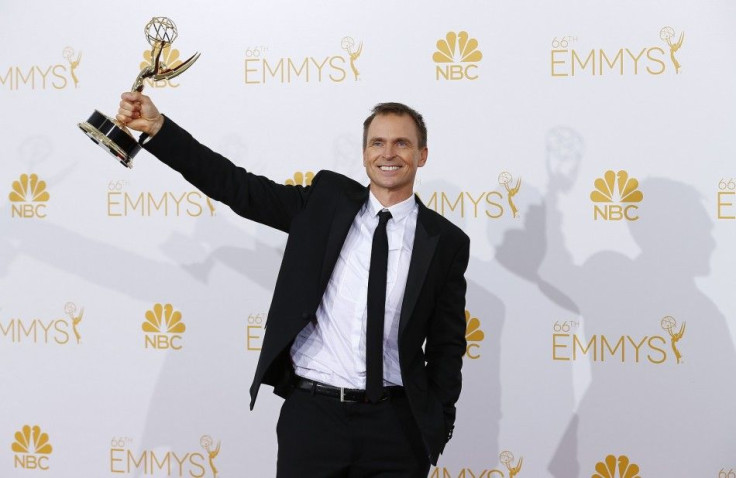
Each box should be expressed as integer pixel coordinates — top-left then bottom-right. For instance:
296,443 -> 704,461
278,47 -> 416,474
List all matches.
138,115 -> 166,145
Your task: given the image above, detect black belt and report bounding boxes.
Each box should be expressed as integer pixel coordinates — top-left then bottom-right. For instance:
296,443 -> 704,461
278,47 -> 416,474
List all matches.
294,377 -> 405,403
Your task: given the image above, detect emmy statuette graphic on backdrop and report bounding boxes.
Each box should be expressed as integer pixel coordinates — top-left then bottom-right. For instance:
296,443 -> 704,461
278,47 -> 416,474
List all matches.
78,17 -> 200,168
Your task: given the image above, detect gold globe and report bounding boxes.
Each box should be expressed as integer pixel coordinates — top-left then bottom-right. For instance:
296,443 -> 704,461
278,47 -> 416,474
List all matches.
145,17 -> 178,46
499,450 -> 514,465
661,315 -> 676,331
660,26 -> 675,42
498,171 -> 513,185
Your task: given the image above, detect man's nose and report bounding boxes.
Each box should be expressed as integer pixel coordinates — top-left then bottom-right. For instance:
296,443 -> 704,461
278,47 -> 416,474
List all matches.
381,144 -> 396,159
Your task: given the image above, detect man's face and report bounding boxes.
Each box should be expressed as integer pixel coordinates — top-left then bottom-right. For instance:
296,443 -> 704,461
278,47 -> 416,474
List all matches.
363,113 -> 428,204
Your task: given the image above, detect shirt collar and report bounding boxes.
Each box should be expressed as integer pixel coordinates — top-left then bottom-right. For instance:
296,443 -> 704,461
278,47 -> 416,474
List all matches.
366,191 -> 417,222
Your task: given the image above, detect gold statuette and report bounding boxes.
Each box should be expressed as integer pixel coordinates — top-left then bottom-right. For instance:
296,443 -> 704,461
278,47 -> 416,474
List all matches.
78,17 -> 200,168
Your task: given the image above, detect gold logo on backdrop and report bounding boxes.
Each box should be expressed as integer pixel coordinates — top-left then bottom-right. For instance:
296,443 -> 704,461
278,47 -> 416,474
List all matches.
246,313 -> 266,351
200,435 -> 221,477
0,303 -> 79,345
660,26 -> 684,74
550,29 -> 684,77
206,197 -> 216,216
551,317 -> 684,364
12,425 -> 53,454
499,171 -> 522,218
592,454 -> 641,478
285,171 -> 315,187
244,37 -> 362,84
591,170 -> 643,203
591,170 -> 643,221
143,303 -> 186,333
464,310 -> 485,359
717,177 -> 736,220
661,315 -> 685,364
433,31 -> 483,80
1,47 -> 80,90
12,425 -> 52,470
419,170 -> 521,219
341,37 -> 363,80
106,181 -> 215,217
499,450 -> 523,477
62,47 -> 81,88
433,31 -> 483,63
10,173 -> 50,202
9,173 -> 49,218
109,434 -> 222,475
64,302 -> 84,344
142,303 -> 186,350
429,448 -> 524,477
140,44 -> 183,87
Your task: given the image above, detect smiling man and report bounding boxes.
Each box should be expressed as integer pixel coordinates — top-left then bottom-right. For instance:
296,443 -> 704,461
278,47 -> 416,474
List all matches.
117,97 -> 470,477
362,106 -> 428,206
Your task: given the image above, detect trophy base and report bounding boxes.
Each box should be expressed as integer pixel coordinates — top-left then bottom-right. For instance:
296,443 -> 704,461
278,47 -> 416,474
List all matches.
78,110 -> 141,168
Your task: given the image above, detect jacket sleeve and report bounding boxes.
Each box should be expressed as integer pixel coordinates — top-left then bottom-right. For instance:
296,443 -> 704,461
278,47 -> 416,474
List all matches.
143,116 -> 316,233
424,232 -> 470,444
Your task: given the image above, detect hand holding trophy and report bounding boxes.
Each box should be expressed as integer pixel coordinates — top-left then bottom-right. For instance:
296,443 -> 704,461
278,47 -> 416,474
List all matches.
78,17 -> 200,168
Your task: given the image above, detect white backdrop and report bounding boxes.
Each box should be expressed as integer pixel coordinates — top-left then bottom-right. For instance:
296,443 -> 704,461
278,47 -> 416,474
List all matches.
2,1 -> 736,476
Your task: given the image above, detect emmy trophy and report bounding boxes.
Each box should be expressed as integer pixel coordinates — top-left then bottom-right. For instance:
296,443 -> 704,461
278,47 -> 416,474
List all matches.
78,17 -> 200,168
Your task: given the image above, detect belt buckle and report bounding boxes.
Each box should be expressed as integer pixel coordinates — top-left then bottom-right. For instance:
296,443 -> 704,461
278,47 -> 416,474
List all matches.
339,387 -> 359,403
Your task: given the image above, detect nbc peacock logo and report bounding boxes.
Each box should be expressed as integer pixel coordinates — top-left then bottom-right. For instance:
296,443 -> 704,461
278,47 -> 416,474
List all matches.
9,173 -> 50,218
285,171 -> 315,187
12,425 -> 53,470
142,303 -> 186,350
140,44 -> 183,88
592,454 -> 641,478
433,31 -> 483,81
591,170 -> 643,221
464,310 -> 485,360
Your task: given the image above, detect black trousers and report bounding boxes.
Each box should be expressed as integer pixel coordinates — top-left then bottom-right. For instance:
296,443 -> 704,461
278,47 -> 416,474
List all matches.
276,387 -> 431,477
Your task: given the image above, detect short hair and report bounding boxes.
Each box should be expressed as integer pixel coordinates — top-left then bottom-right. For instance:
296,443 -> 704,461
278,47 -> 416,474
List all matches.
362,102 -> 427,150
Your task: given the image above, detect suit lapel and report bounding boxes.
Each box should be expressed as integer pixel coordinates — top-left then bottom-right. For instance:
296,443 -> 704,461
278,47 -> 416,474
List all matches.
319,186 -> 368,295
319,190 -> 440,336
399,199 -> 440,337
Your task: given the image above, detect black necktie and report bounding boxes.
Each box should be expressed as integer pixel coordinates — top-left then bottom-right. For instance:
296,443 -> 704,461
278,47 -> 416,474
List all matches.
366,209 -> 392,402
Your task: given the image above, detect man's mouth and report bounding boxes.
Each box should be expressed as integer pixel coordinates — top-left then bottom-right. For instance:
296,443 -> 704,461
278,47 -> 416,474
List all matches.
379,165 -> 401,171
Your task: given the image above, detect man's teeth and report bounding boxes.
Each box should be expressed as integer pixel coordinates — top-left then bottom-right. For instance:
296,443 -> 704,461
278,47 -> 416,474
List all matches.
380,166 -> 400,171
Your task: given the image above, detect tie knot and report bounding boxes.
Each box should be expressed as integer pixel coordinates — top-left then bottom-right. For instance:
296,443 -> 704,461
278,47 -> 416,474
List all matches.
377,209 -> 392,225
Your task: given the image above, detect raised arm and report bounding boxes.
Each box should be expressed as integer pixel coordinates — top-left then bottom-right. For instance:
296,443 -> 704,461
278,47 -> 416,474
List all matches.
117,92 -> 313,232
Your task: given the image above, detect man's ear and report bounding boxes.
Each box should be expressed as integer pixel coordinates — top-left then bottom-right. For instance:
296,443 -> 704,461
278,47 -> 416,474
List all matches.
418,147 -> 428,167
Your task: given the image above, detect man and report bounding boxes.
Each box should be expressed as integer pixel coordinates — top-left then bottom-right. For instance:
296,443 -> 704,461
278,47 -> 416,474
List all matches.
117,93 -> 470,477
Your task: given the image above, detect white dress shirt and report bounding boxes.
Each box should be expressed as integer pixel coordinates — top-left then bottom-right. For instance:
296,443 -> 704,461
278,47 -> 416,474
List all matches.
290,192 -> 418,388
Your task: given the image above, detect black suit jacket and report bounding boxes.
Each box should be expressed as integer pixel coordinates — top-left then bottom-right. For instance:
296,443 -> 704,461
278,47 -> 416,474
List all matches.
144,117 -> 470,464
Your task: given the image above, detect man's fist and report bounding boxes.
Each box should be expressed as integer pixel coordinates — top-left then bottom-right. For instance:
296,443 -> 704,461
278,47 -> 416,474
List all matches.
117,92 -> 164,137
